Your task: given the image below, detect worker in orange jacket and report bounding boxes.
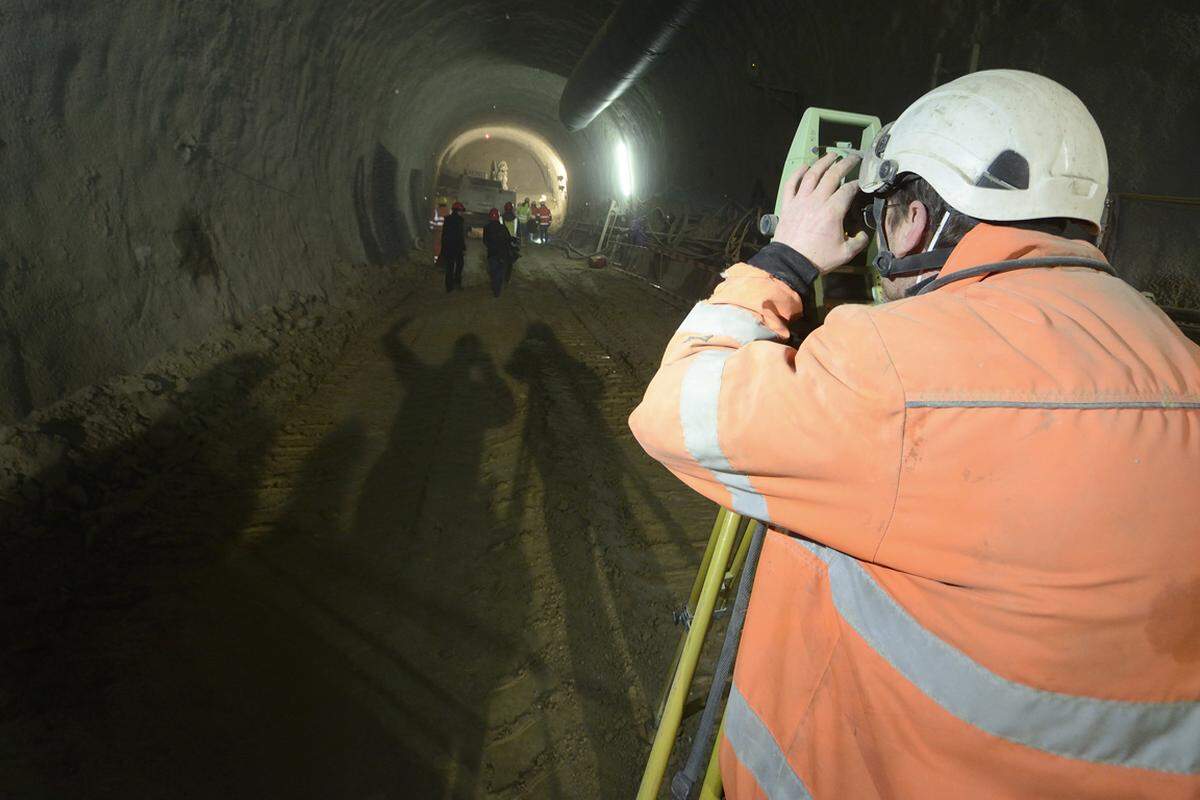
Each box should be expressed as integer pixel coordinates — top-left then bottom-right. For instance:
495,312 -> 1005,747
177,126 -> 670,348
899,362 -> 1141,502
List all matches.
534,201 -> 552,243
630,69 -> 1200,798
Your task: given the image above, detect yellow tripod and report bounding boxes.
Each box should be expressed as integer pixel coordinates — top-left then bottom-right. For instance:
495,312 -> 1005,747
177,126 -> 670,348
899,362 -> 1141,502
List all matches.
637,507 -> 760,799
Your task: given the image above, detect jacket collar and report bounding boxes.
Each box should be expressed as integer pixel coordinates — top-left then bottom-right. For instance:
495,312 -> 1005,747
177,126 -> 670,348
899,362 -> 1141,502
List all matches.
934,223 -> 1108,289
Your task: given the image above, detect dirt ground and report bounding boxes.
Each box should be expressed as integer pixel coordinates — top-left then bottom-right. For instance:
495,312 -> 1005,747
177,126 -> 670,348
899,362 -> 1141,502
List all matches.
1,246 -> 717,798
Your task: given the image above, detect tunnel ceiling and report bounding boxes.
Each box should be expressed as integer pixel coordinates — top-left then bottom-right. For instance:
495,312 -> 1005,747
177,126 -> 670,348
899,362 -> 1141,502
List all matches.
4,1 -> 1200,422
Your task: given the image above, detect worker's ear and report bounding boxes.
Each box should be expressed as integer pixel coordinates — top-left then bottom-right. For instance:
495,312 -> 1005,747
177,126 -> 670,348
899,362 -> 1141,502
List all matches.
888,200 -> 930,258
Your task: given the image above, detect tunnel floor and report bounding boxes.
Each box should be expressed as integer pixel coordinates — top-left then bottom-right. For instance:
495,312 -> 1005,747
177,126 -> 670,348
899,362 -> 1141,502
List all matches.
3,247 -> 714,798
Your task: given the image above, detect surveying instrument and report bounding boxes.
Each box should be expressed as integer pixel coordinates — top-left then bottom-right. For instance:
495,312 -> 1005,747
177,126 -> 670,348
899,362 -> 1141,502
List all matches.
636,107 -> 881,800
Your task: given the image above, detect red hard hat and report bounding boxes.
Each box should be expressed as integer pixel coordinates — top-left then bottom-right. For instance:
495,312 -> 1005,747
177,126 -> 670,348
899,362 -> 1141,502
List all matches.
488,208 -> 500,220
452,201 -> 465,211
504,201 -> 514,211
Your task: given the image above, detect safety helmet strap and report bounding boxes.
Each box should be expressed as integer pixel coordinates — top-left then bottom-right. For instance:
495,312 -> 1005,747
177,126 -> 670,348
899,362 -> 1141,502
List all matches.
870,191 -> 955,279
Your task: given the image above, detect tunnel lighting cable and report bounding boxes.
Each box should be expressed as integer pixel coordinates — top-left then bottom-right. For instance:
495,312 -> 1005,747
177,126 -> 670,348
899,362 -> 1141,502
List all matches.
617,139 -> 635,198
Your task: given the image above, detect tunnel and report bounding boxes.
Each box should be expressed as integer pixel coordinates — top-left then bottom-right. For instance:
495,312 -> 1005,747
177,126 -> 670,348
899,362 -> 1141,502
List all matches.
3,1 -> 1200,797
437,126 -> 571,229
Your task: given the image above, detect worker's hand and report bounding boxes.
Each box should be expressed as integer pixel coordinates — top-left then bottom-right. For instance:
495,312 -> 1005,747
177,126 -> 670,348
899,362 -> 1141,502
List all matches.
773,153 -> 869,273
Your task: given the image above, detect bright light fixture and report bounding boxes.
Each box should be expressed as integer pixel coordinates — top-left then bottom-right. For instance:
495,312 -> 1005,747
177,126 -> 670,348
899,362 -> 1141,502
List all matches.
616,139 -> 634,198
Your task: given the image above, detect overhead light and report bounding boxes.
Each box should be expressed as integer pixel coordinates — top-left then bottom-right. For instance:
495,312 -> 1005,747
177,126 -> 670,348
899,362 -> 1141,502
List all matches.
616,139 -> 635,198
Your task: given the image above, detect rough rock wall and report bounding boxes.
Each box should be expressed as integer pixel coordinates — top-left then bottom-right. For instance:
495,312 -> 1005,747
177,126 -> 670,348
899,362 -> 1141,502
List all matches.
3,2 -> 346,421
0,0 -> 644,423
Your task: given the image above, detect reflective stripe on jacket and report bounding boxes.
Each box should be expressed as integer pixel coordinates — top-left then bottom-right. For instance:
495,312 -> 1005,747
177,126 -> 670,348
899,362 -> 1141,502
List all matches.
629,224 -> 1200,798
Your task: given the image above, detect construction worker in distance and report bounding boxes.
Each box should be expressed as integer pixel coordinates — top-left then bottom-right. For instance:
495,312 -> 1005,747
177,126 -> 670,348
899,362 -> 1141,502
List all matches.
535,200 -> 552,244
516,197 -> 533,243
630,69 -> 1200,798
441,201 -> 467,292
430,195 -> 450,264
482,207 -> 514,298
502,200 -> 518,239
501,201 -> 520,282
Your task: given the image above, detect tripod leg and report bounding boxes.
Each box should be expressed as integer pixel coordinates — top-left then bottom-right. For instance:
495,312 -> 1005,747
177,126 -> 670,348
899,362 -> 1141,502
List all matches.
651,507 -> 730,728
636,509 -> 741,800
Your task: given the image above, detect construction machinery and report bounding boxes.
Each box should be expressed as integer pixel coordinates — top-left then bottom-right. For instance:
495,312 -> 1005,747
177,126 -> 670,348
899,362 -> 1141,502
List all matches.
447,171 -> 517,228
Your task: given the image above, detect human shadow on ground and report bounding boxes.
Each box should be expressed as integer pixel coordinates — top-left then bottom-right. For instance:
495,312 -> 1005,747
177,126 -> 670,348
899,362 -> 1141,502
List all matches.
163,416 -> 455,799
506,321 -> 676,794
225,321 -> 551,798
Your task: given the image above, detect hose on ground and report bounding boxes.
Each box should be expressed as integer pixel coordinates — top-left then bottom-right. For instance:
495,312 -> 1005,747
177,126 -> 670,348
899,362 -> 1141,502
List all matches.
548,238 -> 603,261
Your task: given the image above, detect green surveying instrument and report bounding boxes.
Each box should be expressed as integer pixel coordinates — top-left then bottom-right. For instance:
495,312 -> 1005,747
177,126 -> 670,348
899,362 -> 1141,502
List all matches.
637,107 -> 881,800
761,106 -> 884,316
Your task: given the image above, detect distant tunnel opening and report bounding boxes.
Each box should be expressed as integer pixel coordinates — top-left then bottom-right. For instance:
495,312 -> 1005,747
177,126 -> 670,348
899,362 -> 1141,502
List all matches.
435,126 -> 569,229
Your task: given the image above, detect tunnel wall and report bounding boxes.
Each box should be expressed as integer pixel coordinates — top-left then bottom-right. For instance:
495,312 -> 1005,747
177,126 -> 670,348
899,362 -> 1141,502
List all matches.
2,2 -> 357,421
0,0 -> 642,424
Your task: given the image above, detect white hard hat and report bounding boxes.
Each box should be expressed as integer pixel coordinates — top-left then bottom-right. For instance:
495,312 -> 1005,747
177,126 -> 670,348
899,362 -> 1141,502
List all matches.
859,69 -> 1108,228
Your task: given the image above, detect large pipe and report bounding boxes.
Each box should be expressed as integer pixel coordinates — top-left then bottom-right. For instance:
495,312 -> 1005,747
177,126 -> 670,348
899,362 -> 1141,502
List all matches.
558,0 -> 707,132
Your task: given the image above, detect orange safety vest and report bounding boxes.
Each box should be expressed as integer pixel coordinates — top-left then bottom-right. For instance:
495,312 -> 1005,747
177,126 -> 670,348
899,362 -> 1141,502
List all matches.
630,224 -> 1200,798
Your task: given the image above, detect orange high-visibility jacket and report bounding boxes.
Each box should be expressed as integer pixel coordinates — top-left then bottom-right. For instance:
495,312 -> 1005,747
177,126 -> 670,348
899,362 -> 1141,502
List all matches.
629,225 -> 1200,798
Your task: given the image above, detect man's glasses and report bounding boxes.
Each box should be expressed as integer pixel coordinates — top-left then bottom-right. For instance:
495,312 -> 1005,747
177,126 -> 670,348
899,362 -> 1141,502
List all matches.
862,202 -> 901,232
